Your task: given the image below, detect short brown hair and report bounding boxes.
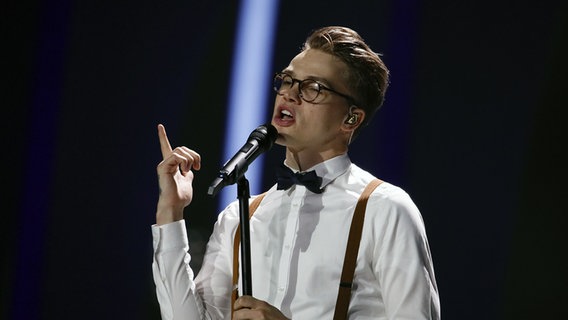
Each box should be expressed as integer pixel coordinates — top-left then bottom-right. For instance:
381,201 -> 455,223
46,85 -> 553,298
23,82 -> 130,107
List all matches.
303,26 -> 390,134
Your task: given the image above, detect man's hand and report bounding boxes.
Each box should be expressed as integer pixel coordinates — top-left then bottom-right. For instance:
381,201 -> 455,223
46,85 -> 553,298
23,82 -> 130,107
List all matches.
155,124 -> 201,225
233,296 -> 290,320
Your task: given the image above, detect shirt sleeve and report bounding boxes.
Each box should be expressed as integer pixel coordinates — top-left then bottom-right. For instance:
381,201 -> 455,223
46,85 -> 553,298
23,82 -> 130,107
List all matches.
151,220 -> 210,320
193,204 -> 240,320
152,203 -> 240,320
369,187 -> 441,319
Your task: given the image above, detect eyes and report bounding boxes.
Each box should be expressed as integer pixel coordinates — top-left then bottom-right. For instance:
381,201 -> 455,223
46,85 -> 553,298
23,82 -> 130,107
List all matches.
273,73 -> 325,103
273,72 -> 357,106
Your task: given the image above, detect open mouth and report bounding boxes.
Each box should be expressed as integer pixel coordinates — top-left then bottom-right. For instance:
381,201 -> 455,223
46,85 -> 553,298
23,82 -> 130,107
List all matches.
280,109 -> 294,120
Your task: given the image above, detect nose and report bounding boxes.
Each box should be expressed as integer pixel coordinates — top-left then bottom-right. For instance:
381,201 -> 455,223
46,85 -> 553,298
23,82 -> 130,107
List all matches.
280,82 -> 302,104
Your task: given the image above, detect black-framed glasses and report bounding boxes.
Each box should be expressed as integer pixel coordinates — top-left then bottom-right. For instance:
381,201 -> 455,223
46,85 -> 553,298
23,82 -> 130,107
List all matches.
273,72 -> 357,105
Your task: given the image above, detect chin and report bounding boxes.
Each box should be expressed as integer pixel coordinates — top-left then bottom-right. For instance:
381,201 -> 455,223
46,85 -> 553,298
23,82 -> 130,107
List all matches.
275,135 -> 286,146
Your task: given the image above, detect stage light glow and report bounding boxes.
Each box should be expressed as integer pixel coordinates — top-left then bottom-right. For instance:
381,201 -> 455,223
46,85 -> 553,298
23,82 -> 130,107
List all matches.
218,0 -> 279,211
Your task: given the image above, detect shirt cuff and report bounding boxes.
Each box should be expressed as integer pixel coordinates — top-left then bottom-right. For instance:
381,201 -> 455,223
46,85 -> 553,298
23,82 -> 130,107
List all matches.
151,220 -> 188,252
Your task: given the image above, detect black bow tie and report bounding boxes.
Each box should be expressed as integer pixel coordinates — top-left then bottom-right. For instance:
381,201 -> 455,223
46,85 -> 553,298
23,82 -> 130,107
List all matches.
276,163 -> 324,194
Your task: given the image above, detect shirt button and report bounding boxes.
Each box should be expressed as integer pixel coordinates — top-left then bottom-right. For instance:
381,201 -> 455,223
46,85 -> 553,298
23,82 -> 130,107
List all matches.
278,286 -> 285,291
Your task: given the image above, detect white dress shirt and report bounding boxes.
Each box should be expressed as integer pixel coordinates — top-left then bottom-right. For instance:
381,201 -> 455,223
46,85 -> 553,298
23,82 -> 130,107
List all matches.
152,154 -> 440,319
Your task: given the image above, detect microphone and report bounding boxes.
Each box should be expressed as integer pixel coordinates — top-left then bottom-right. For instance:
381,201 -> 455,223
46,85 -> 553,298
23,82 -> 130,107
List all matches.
208,123 -> 278,197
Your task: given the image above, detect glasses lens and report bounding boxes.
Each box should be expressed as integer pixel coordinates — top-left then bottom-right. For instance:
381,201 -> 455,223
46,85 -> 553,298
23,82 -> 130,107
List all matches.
273,74 -> 282,92
299,80 -> 320,102
274,73 -> 291,93
273,74 -> 321,103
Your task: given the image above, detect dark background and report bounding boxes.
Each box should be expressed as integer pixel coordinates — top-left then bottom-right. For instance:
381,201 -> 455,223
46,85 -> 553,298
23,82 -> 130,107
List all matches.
3,0 -> 567,319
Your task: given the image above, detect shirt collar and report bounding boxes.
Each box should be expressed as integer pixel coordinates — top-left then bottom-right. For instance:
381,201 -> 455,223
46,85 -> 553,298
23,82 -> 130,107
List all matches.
282,154 -> 351,189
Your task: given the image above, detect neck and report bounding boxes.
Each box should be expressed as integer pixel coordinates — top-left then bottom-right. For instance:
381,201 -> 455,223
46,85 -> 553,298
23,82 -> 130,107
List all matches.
285,147 -> 347,171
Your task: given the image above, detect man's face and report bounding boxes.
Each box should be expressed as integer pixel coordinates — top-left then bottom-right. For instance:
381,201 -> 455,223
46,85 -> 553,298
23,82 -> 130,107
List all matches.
271,48 -> 354,153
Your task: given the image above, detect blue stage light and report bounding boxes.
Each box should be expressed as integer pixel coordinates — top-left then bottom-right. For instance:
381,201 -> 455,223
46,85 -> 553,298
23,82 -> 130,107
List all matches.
218,0 -> 279,210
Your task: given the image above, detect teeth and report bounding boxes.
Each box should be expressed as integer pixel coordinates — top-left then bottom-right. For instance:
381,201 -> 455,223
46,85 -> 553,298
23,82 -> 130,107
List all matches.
281,110 -> 292,117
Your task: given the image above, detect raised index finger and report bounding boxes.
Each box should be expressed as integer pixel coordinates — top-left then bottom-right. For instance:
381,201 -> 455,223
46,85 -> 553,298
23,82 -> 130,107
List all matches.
157,124 -> 173,159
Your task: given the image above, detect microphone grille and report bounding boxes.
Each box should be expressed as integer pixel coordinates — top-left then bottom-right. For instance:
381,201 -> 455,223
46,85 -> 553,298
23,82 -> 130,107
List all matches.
250,123 -> 278,151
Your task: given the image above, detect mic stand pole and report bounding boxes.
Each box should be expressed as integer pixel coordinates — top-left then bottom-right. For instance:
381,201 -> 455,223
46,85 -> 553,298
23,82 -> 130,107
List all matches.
237,176 -> 253,296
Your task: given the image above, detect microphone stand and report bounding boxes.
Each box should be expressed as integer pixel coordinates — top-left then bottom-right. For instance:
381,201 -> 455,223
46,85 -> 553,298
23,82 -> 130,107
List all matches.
237,176 -> 253,296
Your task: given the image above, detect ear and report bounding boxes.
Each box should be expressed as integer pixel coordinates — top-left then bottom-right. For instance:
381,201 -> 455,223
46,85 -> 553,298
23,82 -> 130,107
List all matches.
341,107 -> 366,132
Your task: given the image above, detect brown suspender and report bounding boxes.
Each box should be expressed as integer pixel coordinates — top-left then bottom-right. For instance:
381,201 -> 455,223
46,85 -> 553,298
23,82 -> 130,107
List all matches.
333,178 -> 383,319
231,179 -> 383,319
